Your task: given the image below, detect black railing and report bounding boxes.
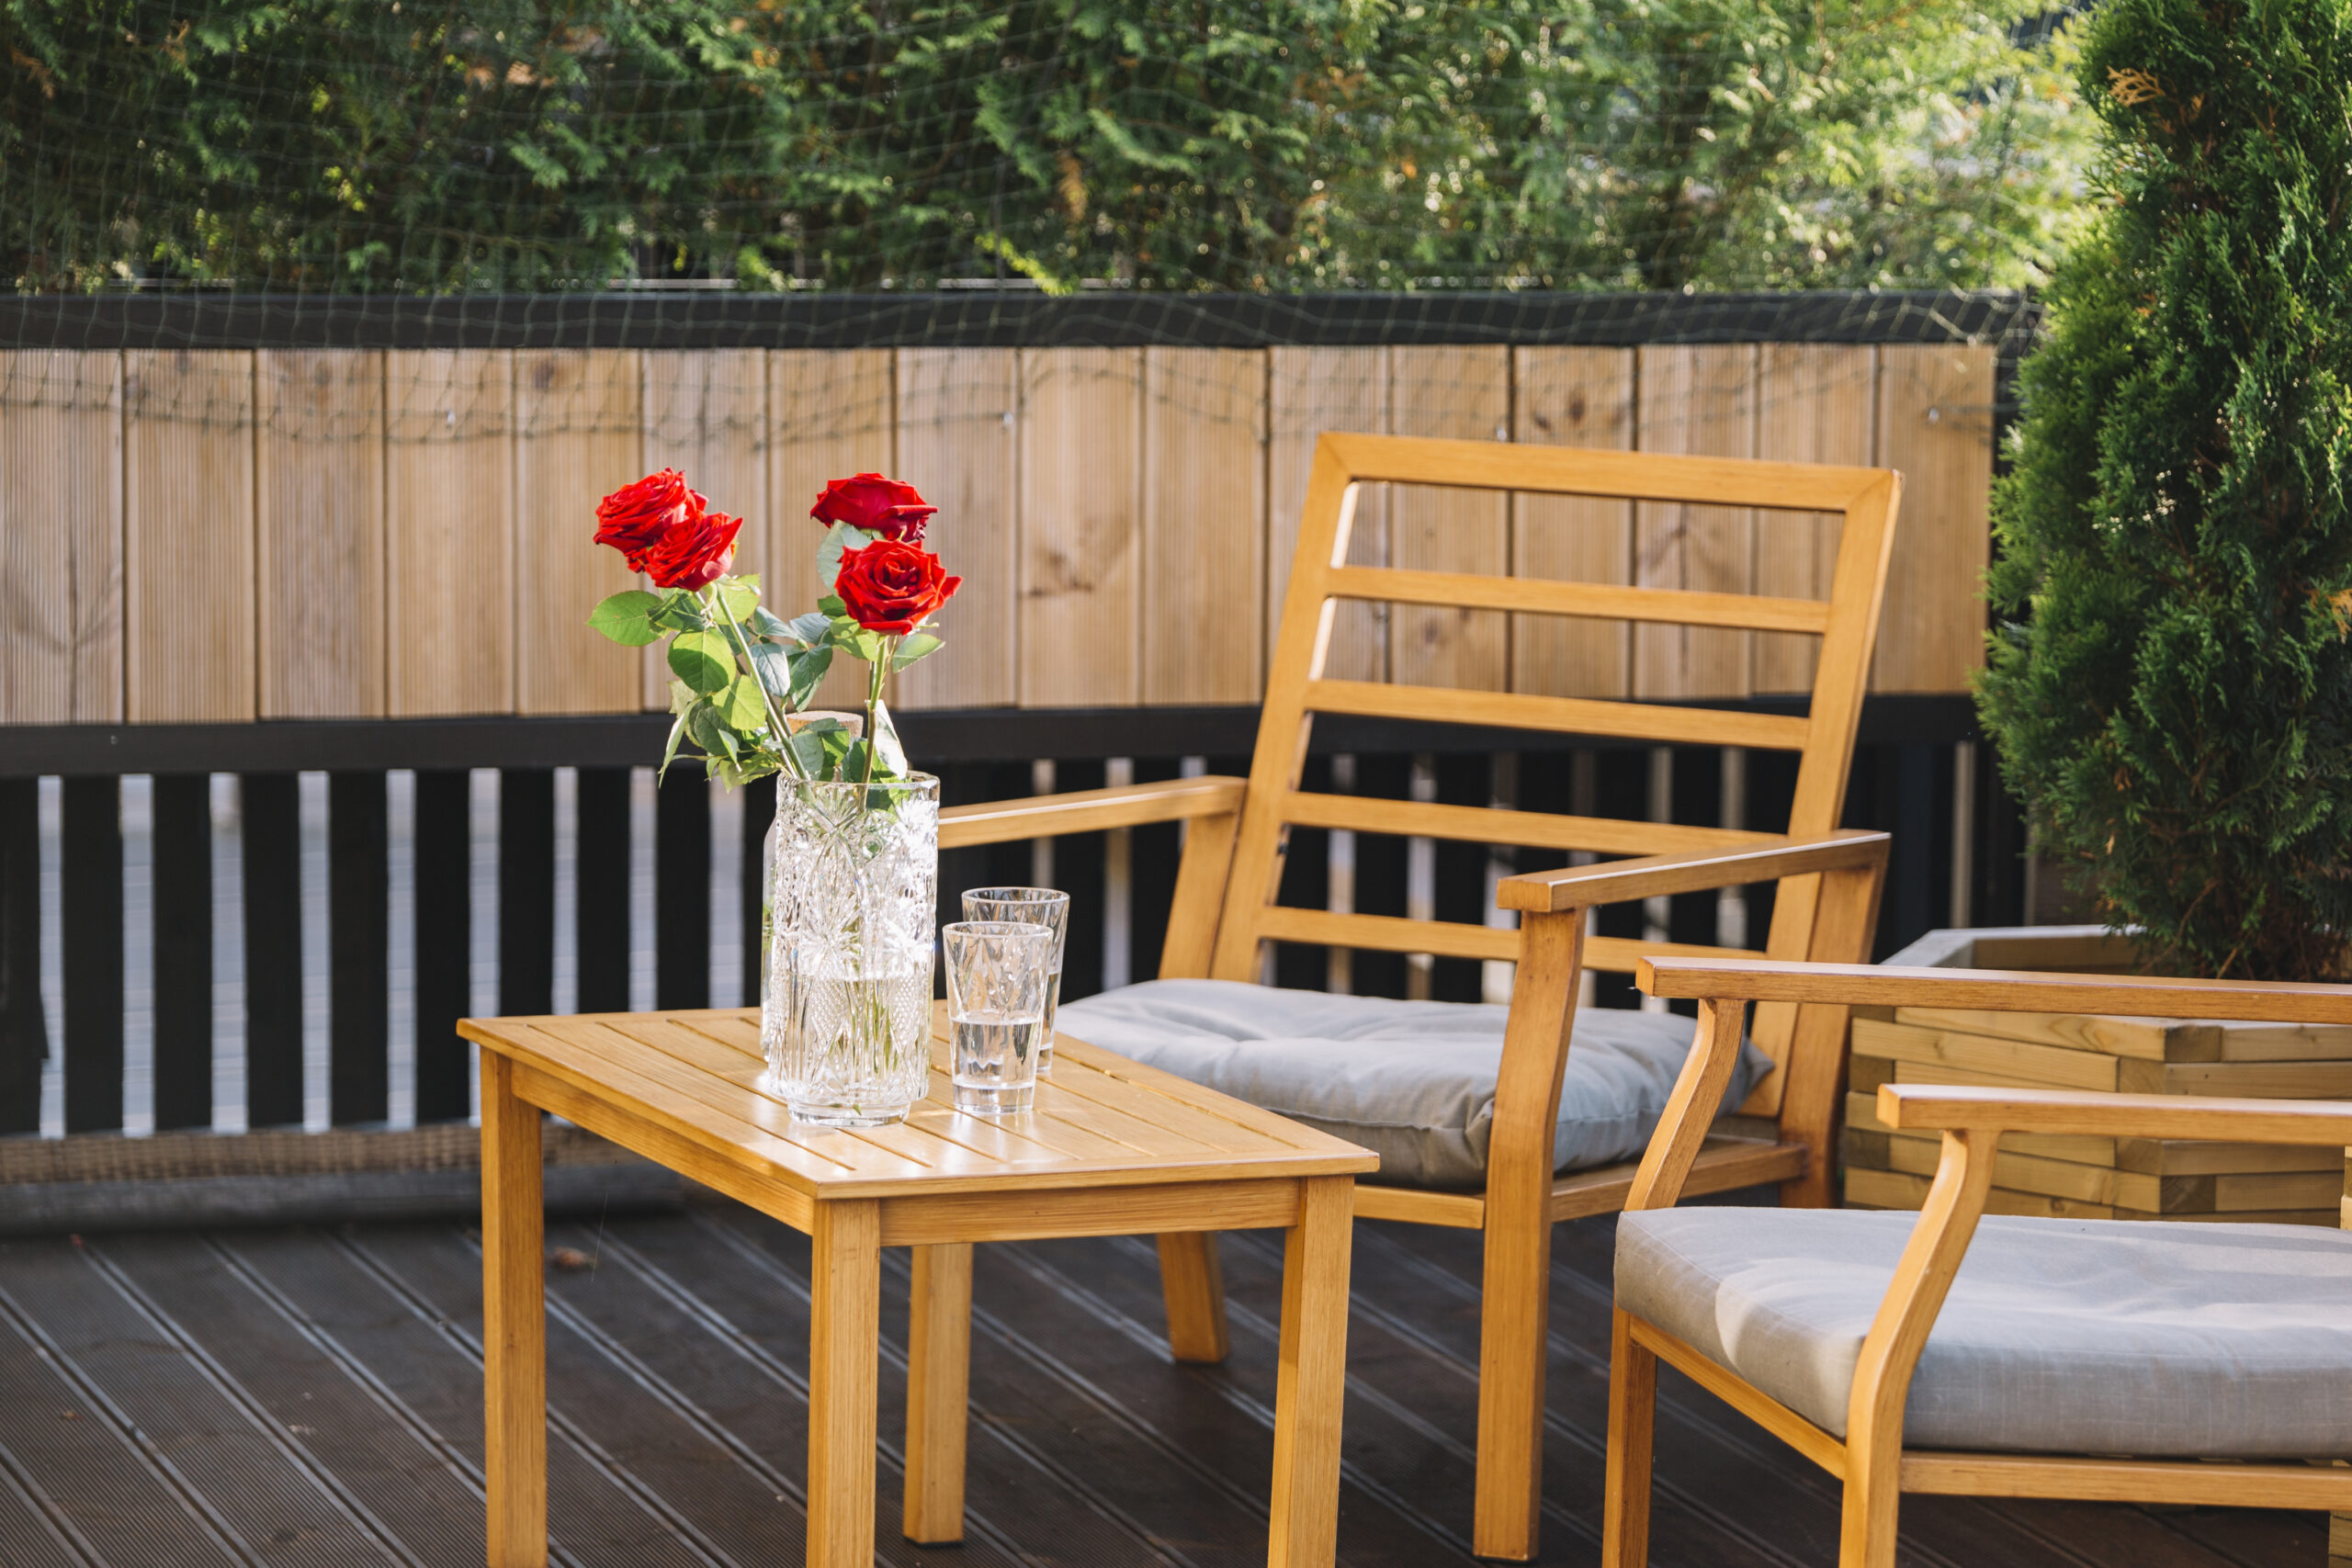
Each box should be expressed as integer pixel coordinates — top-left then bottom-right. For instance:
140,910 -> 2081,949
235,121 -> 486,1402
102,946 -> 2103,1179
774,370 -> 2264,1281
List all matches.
0,702 -> 2007,1141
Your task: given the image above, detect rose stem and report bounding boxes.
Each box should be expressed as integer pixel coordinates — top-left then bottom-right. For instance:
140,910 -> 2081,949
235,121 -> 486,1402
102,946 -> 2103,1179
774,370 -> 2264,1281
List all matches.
703,581 -> 807,781
858,637 -> 894,789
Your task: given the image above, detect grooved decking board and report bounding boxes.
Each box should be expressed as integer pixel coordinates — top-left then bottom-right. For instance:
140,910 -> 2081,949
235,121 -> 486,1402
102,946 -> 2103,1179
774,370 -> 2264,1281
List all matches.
1510,347 -> 1635,701
1389,346 -> 1511,694
0,349 -> 122,723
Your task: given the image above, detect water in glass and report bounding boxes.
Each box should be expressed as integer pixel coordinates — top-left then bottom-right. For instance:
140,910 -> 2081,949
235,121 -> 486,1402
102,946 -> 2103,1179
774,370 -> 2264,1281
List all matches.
944,919 -> 1053,1115
959,887 -> 1069,1071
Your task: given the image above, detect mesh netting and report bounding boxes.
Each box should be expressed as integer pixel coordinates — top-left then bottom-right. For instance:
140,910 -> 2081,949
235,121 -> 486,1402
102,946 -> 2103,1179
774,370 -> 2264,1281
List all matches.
5,1 -> 2090,301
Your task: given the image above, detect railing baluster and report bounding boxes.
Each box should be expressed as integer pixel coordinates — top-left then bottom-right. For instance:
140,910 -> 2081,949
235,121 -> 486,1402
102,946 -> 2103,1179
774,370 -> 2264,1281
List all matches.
574,767 -> 633,1015
150,773 -> 213,1131
499,769 -> 555,1017
241,772 -> 303,1127
328,772 -> 389,1125
61,775 -> 122,1134
654,770 -> 708,1010
412,768 -> 472,1123
0,775 -> 42,1134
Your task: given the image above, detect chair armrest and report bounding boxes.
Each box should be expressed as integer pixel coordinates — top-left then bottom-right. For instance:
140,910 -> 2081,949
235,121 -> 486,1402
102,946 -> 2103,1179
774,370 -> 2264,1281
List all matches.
1495,829 -> 1888,914
1640,954 -> 2352,1024
1879,1084 -> 2352,1145
939,775 -> 1246,851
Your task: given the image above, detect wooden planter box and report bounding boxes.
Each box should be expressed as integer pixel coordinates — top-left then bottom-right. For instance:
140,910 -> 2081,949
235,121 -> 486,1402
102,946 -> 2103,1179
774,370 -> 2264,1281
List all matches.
1842,925 -> 2349,1225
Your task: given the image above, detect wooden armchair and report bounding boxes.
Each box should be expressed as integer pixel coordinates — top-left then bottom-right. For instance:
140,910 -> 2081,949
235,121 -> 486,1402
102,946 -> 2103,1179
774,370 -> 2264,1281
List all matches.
934,433 -> 1903,1559
1611,957 -> 2352,1568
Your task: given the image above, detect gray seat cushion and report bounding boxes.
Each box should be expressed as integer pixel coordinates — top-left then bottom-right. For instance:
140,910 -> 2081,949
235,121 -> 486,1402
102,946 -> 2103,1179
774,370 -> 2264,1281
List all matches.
1617,1207 -> 2352,1457
1056,978 -> 1770,1190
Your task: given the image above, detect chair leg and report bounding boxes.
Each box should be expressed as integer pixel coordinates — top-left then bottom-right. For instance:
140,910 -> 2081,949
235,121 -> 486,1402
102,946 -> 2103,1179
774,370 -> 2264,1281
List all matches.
1471,1206 -> 1552,1561
1157,1231 -> 1231,1363
1838,1447 -> 1902,1568
1601,1311 -> 1657,1567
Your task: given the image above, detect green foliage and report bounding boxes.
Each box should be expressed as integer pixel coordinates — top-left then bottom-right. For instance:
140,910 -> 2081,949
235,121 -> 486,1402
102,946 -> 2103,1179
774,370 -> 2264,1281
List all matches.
1976,0 -> 2352,980
4,0 -> 2093,292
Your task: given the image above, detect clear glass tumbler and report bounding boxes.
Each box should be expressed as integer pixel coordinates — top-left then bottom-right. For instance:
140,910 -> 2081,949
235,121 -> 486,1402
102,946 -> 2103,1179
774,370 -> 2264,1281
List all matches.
943,920 -> 1055,1115
960,886 -> 1069,1071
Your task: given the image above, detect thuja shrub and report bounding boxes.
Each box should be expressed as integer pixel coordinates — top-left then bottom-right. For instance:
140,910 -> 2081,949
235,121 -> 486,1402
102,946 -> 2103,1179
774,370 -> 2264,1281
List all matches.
1977,0 -> 2352,979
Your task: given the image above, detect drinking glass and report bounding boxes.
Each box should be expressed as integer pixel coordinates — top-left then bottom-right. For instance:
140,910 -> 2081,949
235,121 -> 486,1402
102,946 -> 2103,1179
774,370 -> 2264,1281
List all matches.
942,920 -> 1055,1115
960,887 -> 1069,1071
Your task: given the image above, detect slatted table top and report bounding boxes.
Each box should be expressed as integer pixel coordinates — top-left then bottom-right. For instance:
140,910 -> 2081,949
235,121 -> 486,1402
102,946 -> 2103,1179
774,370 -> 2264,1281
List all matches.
460,1004 -> 1376,1202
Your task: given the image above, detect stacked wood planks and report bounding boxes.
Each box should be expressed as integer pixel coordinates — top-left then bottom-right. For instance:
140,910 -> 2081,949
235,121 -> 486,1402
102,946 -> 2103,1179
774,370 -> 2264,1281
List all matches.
1843,931 -> 2351,1225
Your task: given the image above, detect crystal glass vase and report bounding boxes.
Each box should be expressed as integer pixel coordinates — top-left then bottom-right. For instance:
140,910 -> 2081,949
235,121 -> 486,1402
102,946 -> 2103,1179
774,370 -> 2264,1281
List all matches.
760,773 -> 939,1125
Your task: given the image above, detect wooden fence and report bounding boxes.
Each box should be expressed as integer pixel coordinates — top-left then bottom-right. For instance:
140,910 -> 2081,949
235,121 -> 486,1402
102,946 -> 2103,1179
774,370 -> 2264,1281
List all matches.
0,342 -> 1994,725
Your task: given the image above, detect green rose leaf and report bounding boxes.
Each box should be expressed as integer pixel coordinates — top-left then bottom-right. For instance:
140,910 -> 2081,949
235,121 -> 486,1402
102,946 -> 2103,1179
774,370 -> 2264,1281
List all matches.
785,610 -> 833,647
870,698 -> 910,777
586,590 -> 662,647
784,644 -> 832,709
668,629 -> 735,694
685,698 -> 737,761
784,723 -> 833,780
712,578 -> 761,624
817,593 -> 847,617
658,711 -> 688,779
718,673 -> 768,733
750,605 -> 793,642
891,632 -> 944,670
650,590 -> 707,633
813,521 -> 868,592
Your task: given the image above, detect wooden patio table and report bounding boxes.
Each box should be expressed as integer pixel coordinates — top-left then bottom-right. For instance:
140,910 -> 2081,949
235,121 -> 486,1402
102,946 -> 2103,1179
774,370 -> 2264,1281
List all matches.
458,1004 -> 1377,1568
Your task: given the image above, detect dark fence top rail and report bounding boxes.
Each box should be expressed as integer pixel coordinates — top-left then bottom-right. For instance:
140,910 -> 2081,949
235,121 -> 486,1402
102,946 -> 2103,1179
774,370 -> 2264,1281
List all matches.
0,288 -> 2038,353
0,697 -> 1977,776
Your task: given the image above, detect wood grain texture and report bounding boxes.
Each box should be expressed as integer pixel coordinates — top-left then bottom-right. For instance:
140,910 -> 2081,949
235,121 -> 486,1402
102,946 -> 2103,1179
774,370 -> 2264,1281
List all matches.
901,1241 -> 971,1543
895,347 -> 1015,708
1512,346 -> 1635,699
1645,955 -> 2352,1025
1873,345 -> 1994,693
1142,347 -> 1266,704
1268,1175 -> 1353,1568
1269,347 -> 1388,682
1497,829 -> 1887,912
1156,1231 -> 1232,1361
1633,346 -> 1757,699
385,349 -> 514,716
480,1052 -> 548,1568
1390,346 -> 1511,692
1602,1309 -> 1658,1568
514,350 -> 642,715
256,351 -> 385,717
769,349 -> 893,711
1754,345 -> 1873,693
124,350 -> 255,721
807,1198 -> 881,1568
938,774 -> 1247,847
1021,348 -> 1141,706
0,350 -> 121,721
641,351 -> 767,710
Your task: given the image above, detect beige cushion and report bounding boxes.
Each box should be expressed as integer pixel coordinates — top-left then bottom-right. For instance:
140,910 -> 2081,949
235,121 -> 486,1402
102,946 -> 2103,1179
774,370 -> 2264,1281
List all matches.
1616,1207 -> 2352,1457
1057,978 -> 1770,1190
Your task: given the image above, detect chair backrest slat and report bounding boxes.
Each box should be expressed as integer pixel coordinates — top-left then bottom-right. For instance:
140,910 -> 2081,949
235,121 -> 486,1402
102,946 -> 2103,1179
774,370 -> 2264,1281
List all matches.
1198,434 -> 1902,1113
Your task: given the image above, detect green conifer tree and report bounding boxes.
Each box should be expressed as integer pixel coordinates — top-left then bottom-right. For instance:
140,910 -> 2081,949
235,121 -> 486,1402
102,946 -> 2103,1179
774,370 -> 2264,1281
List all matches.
1978,0 -> 2352,979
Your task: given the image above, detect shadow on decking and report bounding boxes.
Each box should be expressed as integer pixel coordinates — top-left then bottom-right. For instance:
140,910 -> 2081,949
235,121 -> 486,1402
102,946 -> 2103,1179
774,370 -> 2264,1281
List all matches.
0,1203 -> 2317,1567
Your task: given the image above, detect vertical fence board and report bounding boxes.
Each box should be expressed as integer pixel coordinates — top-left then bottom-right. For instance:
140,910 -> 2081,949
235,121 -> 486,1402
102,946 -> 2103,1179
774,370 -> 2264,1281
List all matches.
256,351 -> 386,717
241,773 -> 303,1128
895,348 -> 1016,709
770,350 -> 894,711
61,776 -> 122,1134
1754,345 -> 1876,694
0,776 -> 40,1134
328,771 -> 390,1124
640,350 -> 769,711
1270,347 -> 1389,683
1874,345 -> 1996,693
1389,346 -> 1512,693
0,351 -> 122,722
498,769 -> 555,1017
149,773 -> 212,1132
1634,345 -> 1758,700
412,768 -> 473,1123
514,350 -> 642,715
124,351 -> 255,721
385,350 -> 514,716
1020,348 -> 1142,707
1511,348 -> 1636,700
1141,349 -> 1266,705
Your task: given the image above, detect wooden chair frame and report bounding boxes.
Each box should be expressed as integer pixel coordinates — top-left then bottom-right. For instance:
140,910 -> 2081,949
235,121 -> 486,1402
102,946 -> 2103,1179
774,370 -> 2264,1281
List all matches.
1614,956 -> 2352,1568
934,433 -> 1904,1559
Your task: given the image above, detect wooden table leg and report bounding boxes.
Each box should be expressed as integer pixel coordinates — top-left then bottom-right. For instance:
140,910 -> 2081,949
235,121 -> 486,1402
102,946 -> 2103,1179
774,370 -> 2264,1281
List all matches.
808,1200 -> 881,1568
1268,1177 -> 1353,1568
481,1053 -> 547,1568
902,1242 -> 972,1543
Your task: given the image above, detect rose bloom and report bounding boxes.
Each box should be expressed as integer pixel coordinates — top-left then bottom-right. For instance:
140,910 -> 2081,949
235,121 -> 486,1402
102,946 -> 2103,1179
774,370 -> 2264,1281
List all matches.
642,509 -> 744,592
595,468 -> 706,570
812,472 -> 937,543
835,538 -> 961,634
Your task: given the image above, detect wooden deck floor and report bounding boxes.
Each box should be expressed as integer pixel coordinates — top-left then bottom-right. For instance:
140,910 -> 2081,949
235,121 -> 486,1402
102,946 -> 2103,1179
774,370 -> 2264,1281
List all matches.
0,1200 -> 2319,1568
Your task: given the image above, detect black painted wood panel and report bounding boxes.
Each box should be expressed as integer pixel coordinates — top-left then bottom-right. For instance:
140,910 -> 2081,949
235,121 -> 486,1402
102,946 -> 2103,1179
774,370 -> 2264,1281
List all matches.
240,772 -> 304,1128
0,777 -> 44,1135
60,776 -> 121,1134
328,772 -> 389,1126
148,773 -> 213,1132
411,769 -> 472,1124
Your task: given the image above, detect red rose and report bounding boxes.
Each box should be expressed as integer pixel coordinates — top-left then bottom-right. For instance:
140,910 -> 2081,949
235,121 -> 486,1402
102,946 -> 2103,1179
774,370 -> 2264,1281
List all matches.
595,468 -> 706,570
642,509 -> 743,592
834,538 -> 961,635
812,472 -> 938,543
